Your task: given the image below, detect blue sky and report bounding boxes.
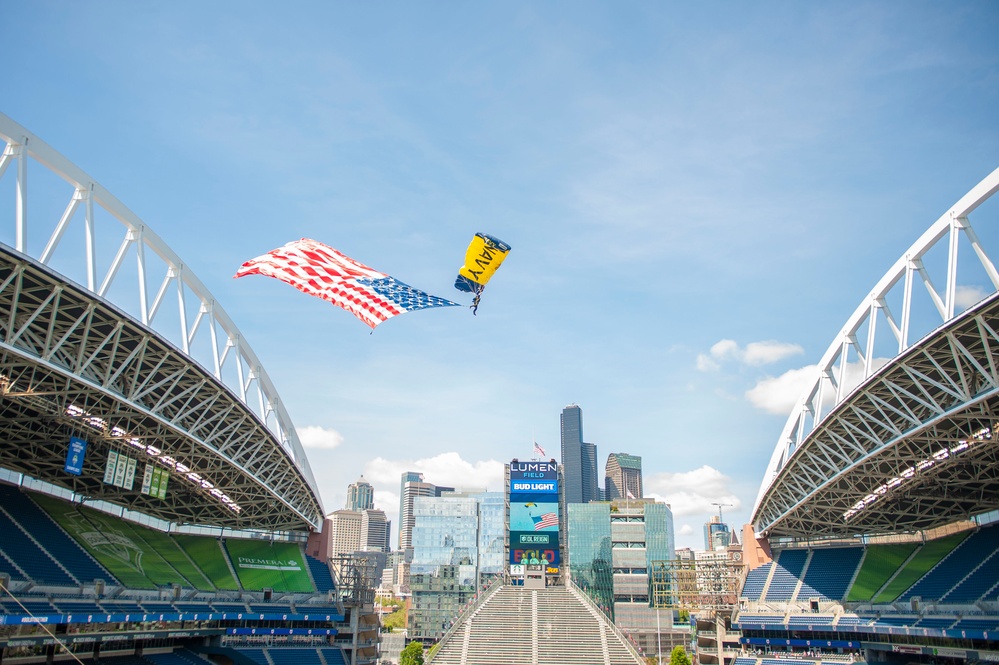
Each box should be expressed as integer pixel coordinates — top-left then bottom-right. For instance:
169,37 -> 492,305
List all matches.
3,1 -> 999,549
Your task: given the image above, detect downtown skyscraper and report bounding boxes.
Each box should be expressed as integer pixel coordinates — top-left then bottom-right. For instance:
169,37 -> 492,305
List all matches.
560,404 -> 600,503
604,453 -> 643,500
345,475 -> 375,511
398,471 -> 454,552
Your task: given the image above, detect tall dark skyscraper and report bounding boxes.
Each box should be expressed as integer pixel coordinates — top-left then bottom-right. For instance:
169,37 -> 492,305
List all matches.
560,404 -> 599,503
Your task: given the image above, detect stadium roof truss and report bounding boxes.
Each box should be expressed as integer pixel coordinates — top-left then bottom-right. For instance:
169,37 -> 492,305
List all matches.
0,113 -> 324,531
754,167 -> 999,540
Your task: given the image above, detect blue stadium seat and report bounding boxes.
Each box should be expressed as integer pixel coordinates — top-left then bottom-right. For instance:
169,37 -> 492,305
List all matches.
306,555 -> 336,593
0,510 -> 76,585
297,604 -> 340,615
146,650 -> 208,665
765,550 -> 808,601
55,600 -> 106,615
911,530 -> 995,599
267,648 -> 322,665
249,603 -> 293,614
0,552 -> 23,584
872,615 -> 918,627
914,616 -> 957,629
174,602 -> 215,614
320,647 -> 348,665
740,562 -> 772,600
795,547 -> 863,601
0,486 -> 113,584
901,526 -> 999,601
213,602 -> 250,613
236,648 -> 269,665
951,617 -> 999,631
943,548 -> 999,603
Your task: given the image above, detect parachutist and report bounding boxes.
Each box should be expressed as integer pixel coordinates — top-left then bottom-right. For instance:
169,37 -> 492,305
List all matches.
453,232 -> 511,314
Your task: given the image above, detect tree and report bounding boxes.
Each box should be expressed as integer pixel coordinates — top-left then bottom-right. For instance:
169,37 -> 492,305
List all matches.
669,645 -> 692,665
400,641 -> 425,665
382,608 -> 406,632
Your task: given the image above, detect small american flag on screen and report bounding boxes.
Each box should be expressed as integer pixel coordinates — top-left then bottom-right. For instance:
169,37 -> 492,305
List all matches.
235,238 -> 459,329
532,512 -> 558,530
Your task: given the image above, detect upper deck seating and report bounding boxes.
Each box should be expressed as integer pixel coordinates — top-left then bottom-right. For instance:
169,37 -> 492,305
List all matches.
873,532 -> 967,603
0,486 -> 112,584
846,543 -> 917,602
0,509 -> 76,585
795,547 -> 863,600
741,562 -> 772,600
764,550 -> 807,601
306,554 -> 336,593
901,526 -> 999,601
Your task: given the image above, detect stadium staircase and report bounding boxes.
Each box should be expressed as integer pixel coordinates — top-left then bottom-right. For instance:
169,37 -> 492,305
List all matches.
429,584 -> 645,665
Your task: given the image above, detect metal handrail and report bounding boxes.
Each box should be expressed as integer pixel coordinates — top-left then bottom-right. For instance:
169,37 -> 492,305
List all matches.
427,575 -> 506,663
564,574 -> 648,664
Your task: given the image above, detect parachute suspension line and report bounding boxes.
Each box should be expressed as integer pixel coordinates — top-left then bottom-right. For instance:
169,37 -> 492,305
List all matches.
0,579 -> 88,665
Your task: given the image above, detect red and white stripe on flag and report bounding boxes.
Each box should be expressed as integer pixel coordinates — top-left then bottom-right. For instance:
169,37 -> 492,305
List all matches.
235,238 -> 461,329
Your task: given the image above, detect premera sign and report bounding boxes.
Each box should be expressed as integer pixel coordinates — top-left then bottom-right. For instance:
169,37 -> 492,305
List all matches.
223,539 -> 313,592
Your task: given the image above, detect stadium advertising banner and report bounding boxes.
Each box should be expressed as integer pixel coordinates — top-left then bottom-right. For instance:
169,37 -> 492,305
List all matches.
509,459 -> 560,567
510,460 -> 557,480
510,478 -> 558,494
224,539 -> 314,592
64,436 -> 87,476
510,530 -> 559,566
510,500 -> 559,532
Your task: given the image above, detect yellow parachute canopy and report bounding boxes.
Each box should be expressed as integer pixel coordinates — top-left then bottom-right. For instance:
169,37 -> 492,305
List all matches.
454,233 -> 511,294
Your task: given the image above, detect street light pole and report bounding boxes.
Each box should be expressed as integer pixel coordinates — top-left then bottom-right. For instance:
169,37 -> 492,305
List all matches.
657,606 -> 663,665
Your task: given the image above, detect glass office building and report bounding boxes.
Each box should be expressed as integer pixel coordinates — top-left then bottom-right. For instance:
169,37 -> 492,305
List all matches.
566,502 -> 615,610
567,499 -> 677,659
408,491 -> 506,641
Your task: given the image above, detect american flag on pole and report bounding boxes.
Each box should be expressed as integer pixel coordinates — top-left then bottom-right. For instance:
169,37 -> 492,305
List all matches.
532,512 -> 559,531
533,441 -> 546,458
626,489 -> 636,499
235,238 -> 460,329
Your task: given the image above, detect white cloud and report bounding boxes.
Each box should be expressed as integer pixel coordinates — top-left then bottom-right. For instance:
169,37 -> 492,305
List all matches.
645,466 -> 741,517
744,357 -> 892,416
363,452 -> 505,494
696,339 -> 803,371
744,364 -> 818,415
695,354 -> 720,372
956,284 -> 990,309
678,524 -> 694,536
297,425 -> 345,450
743,341 -> 805,366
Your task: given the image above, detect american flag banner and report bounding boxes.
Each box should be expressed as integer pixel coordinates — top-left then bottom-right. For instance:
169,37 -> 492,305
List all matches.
235,238 -> 460,329
533,441 -> 546,458
532,512 -> 559,531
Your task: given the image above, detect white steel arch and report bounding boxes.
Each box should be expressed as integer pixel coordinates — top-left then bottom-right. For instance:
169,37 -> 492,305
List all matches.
753,167 -> 999,537
0,113 -> 323,526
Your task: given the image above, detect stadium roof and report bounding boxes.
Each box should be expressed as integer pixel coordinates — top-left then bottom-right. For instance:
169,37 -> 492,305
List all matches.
753,167 -> 999,541
0,114 -> 324,532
